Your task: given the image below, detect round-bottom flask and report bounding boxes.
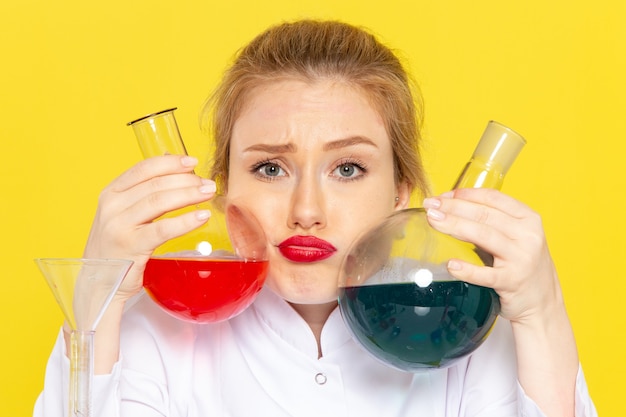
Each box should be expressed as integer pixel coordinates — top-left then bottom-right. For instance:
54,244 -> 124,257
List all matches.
338,121 -> 525,370
128,108 -> 268,323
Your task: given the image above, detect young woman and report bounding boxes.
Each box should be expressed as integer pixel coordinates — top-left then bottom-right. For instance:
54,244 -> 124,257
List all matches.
35,20 -> 596,417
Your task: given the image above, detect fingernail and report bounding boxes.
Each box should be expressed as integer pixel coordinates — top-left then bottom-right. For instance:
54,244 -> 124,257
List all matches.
181,156 -> 198,167
426,208 -> 445,221
196,210 -> 211,220
199,181 -> 216,193
440,191 -> 454,198
447,259 -> 462,271
422,197 -> 441,209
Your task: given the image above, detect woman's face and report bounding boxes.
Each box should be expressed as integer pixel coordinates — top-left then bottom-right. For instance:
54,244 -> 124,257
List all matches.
226,78 -> 409,305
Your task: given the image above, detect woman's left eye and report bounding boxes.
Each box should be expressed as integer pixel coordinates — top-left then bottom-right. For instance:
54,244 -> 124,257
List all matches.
333,161 -> 366,180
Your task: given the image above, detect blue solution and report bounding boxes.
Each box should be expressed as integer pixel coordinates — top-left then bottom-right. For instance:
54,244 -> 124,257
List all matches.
338,281 -> 499,370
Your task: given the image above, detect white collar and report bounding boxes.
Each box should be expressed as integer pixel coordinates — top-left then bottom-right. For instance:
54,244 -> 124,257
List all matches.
249,286 -> 352,360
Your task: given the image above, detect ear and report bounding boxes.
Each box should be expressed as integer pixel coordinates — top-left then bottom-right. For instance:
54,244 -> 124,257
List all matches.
394,181 -> 411,210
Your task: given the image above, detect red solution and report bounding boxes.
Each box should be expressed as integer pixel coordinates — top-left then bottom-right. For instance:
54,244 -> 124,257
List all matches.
143,257 -> 269,323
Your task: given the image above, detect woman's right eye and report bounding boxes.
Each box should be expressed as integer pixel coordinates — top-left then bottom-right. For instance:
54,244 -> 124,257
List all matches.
252,160 -> 285,180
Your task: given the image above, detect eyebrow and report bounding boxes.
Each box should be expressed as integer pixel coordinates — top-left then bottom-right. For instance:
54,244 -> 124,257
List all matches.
323,136 -> 378,151
242,136 -> 379,154
243,143 -> 297,154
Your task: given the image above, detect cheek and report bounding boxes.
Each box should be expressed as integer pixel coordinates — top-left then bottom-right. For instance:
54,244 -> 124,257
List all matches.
328,186 -> 396,221
327,203 -> 395,252
226,191 -> 282,241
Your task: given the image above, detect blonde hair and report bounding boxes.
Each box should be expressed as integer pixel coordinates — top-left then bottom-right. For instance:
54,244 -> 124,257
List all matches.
200,19 -> 429,198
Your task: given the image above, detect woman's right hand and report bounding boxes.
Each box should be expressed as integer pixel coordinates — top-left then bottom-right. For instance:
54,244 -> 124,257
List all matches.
83,154 -> 216,302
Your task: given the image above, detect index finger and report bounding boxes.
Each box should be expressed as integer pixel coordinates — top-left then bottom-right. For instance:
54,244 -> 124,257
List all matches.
446,188 -> 532,219
110,155 -> 199,192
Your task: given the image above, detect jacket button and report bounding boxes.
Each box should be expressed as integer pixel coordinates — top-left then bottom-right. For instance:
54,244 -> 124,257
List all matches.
314,372 -> 327,385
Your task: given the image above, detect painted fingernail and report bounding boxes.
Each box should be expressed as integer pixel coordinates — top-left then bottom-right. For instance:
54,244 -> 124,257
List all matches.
196,210 -> 211,220
422,197 -> 441,209
426,208 -> 445,221
181,156 -> 198,167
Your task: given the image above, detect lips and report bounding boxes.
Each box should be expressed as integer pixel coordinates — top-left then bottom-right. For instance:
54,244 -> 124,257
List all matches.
277,235 -> 337,263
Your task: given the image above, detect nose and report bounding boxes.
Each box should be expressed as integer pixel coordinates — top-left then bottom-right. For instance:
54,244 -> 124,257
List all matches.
287,175 -> 326,230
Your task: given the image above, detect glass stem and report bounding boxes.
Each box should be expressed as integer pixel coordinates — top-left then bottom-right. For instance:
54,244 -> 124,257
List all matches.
69,330 -> 94,417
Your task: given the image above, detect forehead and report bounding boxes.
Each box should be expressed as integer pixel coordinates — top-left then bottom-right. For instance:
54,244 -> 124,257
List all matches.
232,78 -> 389,147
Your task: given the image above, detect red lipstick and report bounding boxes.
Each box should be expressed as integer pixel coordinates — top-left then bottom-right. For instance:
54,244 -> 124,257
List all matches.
277,235 -> 337,263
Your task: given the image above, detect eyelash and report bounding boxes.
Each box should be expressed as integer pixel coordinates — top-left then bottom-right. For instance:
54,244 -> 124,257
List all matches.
334,157 -> 368,181
250,158 -> 282,181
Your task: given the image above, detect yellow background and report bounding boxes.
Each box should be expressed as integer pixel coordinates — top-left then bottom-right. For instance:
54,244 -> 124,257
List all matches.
1,0 -> 624,415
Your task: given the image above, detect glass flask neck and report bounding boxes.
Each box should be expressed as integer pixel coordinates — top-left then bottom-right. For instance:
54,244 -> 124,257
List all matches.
451,121 -> 526,191
128,107 -> 188,159
452,157 -> 505,190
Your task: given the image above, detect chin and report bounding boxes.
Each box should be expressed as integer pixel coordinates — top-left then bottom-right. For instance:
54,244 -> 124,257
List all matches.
265,279 -> 338,305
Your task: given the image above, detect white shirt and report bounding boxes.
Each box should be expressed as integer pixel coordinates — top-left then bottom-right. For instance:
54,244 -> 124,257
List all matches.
34,287 -> 597,417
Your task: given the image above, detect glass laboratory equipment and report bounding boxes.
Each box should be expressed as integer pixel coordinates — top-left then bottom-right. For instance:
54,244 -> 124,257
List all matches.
338,121 -> 525,371
35,258 -> 133,417
128,108 -> 268,323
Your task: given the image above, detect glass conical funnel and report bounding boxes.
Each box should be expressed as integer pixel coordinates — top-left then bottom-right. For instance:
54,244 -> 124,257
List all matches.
338,121 -> 525,371
128,108 -> 269,323
35,258 -> 133,417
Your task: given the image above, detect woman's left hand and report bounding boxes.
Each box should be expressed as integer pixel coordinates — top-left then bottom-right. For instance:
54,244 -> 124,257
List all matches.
423,188 -> 563,325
